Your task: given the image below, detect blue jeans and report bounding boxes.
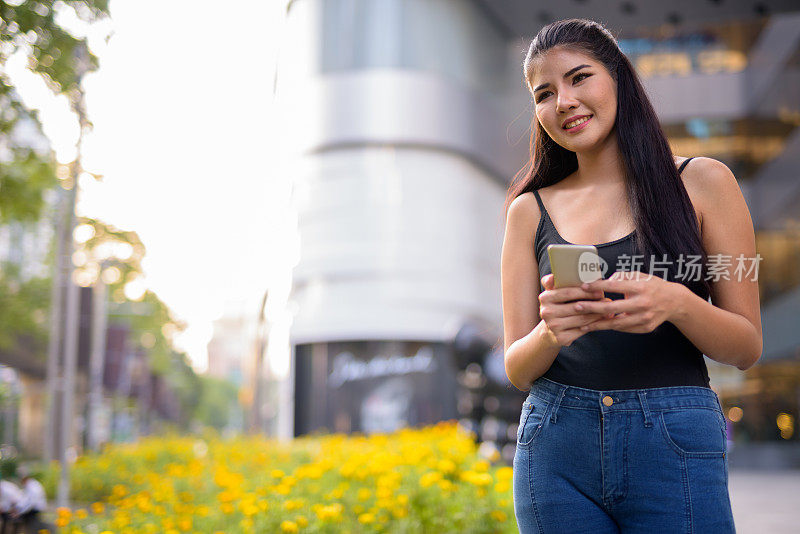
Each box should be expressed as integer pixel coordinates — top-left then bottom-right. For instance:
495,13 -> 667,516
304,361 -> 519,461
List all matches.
513,377 -> 735,533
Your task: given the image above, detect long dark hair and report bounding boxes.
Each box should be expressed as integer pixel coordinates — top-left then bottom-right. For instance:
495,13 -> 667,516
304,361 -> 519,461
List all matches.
506,18 -> 711,300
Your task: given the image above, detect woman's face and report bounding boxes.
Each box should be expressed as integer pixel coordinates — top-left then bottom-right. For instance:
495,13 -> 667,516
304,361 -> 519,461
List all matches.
529,47 -> 618,153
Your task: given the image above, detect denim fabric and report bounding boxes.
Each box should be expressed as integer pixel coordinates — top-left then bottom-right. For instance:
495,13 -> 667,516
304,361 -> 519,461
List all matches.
513,377 -> 735,534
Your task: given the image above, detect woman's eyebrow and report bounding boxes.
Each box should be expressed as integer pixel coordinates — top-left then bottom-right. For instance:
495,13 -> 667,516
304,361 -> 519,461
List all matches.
533,64 -> 592,93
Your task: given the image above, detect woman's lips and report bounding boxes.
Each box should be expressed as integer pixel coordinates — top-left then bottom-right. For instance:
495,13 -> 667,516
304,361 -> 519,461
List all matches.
563,115 -> 593,132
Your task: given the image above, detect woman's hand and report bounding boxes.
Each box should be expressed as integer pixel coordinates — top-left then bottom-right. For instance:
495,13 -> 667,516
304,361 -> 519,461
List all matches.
572,270 -> 685,333
539,273 -> 615,347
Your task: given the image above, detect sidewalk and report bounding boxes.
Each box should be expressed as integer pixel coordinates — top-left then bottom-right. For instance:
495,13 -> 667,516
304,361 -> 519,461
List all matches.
730,469 -> 800,533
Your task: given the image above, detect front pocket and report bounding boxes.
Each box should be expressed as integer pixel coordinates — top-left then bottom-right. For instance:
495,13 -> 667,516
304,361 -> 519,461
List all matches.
517,400 -> 550,448
658,407 -> 726,458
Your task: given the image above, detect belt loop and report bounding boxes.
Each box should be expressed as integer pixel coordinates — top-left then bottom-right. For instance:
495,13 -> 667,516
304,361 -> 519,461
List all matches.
713,391 -> 725,415
637,391 -> 653,428
550,386 -> 567,424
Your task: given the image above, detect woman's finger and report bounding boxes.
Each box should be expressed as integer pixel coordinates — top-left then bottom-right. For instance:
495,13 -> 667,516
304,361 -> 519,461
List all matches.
581,311 -> 643,332
573,297 -> 627,316
541,286 -> 604,305
550,309 -> 612,329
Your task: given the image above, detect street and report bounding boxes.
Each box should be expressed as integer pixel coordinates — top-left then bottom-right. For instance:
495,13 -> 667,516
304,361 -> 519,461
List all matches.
730,470 -> 800,533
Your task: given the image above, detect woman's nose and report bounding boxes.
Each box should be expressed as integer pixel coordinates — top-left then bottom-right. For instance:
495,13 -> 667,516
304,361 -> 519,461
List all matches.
556,91 -> 579,113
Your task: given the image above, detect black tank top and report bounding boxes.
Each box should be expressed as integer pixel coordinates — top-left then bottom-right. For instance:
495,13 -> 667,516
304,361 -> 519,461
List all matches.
532,157 -> 711,390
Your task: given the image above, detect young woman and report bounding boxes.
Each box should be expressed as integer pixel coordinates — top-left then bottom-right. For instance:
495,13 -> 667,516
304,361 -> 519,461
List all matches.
501,19 -> 762,533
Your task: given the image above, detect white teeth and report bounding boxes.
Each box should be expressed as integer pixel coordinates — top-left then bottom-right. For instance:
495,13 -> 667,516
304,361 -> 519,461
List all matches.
564,116 -> 591,129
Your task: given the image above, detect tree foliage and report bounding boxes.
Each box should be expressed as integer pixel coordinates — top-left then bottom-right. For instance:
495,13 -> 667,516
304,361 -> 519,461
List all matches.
0,1 -> 108,93
0,261 -> 50,356
195,375 -> 239,431
0,3 -> 219,430
0,0 -> 110,223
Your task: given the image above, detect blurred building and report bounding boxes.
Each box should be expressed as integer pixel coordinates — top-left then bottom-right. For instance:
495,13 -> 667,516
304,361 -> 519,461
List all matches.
276,0 -> 800,463
206,309 -> 256,388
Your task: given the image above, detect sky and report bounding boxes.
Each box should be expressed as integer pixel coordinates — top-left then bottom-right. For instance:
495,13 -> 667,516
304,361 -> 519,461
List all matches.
7,0 -> 297,375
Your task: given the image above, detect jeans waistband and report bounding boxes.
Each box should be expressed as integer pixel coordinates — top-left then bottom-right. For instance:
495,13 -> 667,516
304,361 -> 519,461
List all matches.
527,377 -> 723,425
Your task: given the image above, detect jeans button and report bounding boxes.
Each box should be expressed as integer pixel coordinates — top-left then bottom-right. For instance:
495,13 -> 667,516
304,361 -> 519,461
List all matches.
602,395 -> 614,406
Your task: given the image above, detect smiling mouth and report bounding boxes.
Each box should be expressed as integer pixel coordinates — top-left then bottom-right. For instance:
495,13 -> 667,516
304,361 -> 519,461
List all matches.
563,115 -> 593,129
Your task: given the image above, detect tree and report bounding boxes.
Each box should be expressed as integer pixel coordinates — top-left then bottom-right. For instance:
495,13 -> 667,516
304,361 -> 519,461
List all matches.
195,375 -> 239,431
0,2 -> 111,368
0,0 -> 110,223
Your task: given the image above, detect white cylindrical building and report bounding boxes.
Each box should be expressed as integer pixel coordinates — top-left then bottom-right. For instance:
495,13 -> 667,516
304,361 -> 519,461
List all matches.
274,0 -> 529,437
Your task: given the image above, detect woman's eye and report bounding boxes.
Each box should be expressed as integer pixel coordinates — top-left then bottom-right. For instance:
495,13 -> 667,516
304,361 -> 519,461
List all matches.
535,73 -> 591,103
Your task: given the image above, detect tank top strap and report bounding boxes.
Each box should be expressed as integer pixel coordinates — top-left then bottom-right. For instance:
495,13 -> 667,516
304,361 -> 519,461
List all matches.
677,157 -> 696,174
532,189 -> 548,217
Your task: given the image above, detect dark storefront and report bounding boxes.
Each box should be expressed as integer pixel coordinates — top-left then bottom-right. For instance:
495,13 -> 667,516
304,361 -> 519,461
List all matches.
294,340 -> 458,436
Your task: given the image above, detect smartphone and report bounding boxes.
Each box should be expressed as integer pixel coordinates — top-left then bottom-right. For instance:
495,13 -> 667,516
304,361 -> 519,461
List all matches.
547,244 -> 606,289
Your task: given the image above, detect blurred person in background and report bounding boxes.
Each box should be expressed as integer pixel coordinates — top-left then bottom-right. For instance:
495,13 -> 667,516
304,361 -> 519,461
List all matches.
0,476 -> 23,534
12,466 -> 50,534
502,18 -> 760,534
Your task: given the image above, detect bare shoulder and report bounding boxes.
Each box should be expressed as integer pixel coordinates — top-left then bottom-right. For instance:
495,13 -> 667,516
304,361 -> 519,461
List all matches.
677,156 -> 739,200
676,156 -> 744,231
506,191 -> 542,238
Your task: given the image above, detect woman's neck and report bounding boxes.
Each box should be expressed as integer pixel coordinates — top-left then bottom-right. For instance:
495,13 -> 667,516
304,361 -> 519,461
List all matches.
570,129 -> 627,190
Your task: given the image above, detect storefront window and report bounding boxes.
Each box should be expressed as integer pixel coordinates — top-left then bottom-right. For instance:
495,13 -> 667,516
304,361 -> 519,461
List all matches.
620,19 -> 767,78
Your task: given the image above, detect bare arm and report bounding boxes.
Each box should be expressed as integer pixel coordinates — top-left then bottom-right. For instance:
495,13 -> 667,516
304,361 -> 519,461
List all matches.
668,158 -> 763,369
501,194 -> 614,390
502,194 -> 561,391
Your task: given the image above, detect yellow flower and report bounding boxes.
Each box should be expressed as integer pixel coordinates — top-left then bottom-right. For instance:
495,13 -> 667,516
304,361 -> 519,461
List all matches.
437,458 -> 456,473
314,502 -> 343,520
496,466 -> 513,481
392,507 -> 409,518
75,509 -> 88,519
357,488 -> 372,501
491,510 -> 508,522
460,470 -> 492,486
274,484 -> 291,496
280,520 -> 298,533
420,471 -> 443,488
91,503 -> 105,514
295,515 -> 309,527
241,502 -> 259,516
471,459 -> 491,472
282,498 -> 303,511
358,513 -> 375,524
495,480 -> 510,493
438,479 -> 454,492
